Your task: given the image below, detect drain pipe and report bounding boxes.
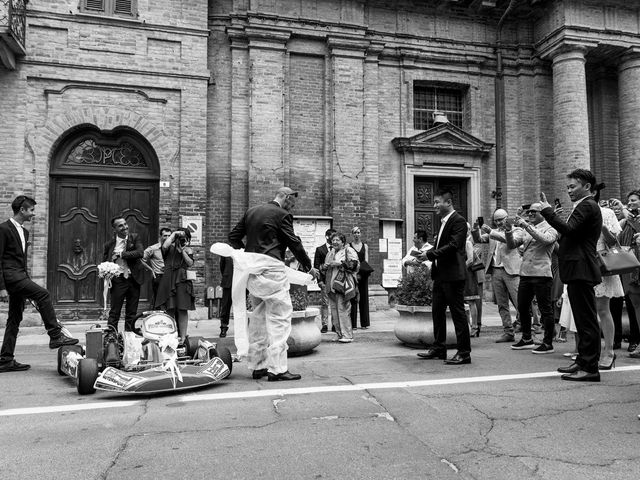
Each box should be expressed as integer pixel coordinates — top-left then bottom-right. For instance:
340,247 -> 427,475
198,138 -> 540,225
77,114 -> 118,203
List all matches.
493,0 -> 518,209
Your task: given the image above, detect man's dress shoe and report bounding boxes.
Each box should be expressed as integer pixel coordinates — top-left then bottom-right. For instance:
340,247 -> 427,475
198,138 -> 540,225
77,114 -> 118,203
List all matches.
557,362 -> 581,374
444,353 -> 471,365
49,334 -> 79,349
0,360 -> 31,372
561,370 -> 600,382
417,349 -> 446,360
267,371 -> 302,381
252,368 -> 268,379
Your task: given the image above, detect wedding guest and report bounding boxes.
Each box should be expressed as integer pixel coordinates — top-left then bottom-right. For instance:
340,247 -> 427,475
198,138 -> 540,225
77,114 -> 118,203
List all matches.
540,169 -> 603,382
349,226 -> 371,329
154,227 -> 195,340
401,230 -> 433,274
322,232 -> 359,343
313,228 -> 336,333
464,225 -> 481,337
142,227 -> 172,308
591,188 -> 623,370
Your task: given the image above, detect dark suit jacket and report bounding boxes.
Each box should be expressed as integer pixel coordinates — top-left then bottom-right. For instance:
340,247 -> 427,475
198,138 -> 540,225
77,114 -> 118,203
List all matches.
541,196 -> 602,285
102,233 -> 145,285
0,220 -> 30,291
228,201 -> 312,271
426,211 -> 468,282
313,244 -> 330,270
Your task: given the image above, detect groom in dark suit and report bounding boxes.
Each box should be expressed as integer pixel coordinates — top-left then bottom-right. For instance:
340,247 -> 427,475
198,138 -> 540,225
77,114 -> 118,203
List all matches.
540,169 -> 603,382
417,189 -> 471,365
0,195 -> 78,373
103,216 -> 145,332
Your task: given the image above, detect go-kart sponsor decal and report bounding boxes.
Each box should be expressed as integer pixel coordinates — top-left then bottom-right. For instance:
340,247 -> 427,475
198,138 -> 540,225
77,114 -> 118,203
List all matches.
94,367 -> 146,392
198,357 -> 230,381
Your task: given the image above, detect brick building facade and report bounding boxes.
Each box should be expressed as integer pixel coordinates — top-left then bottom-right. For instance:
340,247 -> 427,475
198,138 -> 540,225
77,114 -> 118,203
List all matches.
1,0 -> 640,317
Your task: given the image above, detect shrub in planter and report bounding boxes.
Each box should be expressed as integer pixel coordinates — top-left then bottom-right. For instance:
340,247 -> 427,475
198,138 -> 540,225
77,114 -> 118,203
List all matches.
394,264 -> 432,306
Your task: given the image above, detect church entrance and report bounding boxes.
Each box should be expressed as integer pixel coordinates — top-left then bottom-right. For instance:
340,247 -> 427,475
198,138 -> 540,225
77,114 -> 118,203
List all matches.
413,176 -> 469,242
48,127 -> 159,320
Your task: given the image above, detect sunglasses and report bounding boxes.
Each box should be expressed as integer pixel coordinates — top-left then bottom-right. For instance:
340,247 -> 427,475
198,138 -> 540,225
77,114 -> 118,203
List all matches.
526,210 -> 539,215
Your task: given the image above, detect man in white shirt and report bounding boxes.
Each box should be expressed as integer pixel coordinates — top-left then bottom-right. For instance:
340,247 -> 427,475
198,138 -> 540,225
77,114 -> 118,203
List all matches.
0,195 -> 78,373
401,230 -> 433,274
142,227 -> 172,307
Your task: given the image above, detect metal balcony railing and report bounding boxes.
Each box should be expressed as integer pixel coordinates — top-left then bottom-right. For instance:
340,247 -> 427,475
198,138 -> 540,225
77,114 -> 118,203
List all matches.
0,0 -> 28,55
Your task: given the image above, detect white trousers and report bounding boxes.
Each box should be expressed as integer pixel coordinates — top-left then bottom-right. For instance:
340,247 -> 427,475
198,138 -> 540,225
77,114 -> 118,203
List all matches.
247,269 -> 293,374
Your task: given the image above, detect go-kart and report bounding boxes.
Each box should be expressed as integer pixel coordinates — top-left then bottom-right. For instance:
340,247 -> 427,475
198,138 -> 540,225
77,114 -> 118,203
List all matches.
57,311 -> 232,395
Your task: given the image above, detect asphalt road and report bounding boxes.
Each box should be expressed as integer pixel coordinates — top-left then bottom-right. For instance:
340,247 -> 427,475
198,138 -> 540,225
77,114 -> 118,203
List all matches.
2,324 -> 640,480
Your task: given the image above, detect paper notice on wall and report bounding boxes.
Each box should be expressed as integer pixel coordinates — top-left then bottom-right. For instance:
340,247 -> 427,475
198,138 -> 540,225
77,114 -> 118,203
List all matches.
292,218 -> 331,292
382,222 -> 396,239
379,238 -> 388,253
382,273 -> 401,288
182,216 -> 202,246
383,259 -> 402,275
387,239 -> 403,260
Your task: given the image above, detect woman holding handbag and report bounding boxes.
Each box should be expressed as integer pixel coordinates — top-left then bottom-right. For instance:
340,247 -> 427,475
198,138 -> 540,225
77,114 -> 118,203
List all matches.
322,232 -> 360,343
154,227 -> 196,340
464,224 -> 482,337
349,226 -> 372,329
592,186 -> 624,370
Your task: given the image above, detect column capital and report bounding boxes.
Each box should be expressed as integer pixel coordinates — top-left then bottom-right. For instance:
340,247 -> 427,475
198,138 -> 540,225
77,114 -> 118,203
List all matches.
327,36 -> 369,58
538,38 -> 596,62
618,46 -> 640,72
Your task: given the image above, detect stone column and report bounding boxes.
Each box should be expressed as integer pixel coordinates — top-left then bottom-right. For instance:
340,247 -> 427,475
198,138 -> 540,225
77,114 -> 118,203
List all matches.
618,49 -> 640,196
551,47 -> 591,201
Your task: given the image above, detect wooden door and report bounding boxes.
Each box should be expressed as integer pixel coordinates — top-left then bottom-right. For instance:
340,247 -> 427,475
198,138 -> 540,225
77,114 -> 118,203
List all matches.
48,178 -> 158,317
414,177 -> 468,243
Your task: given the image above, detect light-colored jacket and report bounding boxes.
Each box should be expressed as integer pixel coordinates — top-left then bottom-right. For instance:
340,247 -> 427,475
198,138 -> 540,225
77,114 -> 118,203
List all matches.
475,228 -> 523,276
505,220 -> 558,278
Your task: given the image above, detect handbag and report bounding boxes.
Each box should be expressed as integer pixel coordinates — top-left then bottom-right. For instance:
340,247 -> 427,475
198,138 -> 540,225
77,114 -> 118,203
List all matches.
469,250 -> 484,272
597,242 -> 640,276
358,260 -> 374,275
332,270 -> 347,293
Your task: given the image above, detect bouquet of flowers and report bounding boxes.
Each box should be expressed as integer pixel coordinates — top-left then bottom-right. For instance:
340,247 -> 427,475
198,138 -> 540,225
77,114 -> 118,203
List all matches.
97,261 -> 124,314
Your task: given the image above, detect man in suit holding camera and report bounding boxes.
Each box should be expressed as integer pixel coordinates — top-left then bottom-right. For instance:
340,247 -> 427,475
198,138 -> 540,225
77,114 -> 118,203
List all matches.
417,189 -> 471,365
103,215 -> 145,333
540,169 -> 603,382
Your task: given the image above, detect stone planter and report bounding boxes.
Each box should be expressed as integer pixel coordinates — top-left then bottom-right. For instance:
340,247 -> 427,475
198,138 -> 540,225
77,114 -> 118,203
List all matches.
394,305 -> 457,348
287,307 -> 321,356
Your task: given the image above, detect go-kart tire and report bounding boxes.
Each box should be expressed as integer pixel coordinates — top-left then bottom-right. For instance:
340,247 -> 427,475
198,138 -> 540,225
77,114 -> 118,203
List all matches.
217,346 -> 233,376
76,358 -> 99,395
57,344 -> 83,376
184,336 -> 203,357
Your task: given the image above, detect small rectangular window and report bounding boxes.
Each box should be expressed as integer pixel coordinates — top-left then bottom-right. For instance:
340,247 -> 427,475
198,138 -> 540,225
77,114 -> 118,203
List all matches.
413,83 -> 466,130
81,0 -> 137,17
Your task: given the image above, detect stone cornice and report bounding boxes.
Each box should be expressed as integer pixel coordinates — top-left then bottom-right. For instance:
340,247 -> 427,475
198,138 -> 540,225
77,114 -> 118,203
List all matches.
392,123 -> 493,158
327,36 -> 370,57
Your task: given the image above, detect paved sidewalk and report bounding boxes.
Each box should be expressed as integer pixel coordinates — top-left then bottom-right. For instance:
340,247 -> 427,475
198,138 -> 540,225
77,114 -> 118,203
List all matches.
3,302 -> 514,347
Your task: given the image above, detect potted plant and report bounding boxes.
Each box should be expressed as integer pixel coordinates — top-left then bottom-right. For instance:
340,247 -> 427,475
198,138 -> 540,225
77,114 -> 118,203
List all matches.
393,264 -> 457,347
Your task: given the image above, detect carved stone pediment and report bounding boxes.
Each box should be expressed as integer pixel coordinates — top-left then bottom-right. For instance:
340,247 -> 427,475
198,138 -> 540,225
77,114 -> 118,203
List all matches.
392,123 -> 494,156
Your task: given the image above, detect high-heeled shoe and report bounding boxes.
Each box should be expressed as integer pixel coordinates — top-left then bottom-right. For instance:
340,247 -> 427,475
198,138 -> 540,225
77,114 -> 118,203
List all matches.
470,325 -> 481,338
599,353 -> 616,370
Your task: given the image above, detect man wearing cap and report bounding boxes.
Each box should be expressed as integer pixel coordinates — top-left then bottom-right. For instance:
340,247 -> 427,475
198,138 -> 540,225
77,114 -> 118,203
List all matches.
228,187 -> 319,381
472,208 -> 523,343
506,203 -> 558,354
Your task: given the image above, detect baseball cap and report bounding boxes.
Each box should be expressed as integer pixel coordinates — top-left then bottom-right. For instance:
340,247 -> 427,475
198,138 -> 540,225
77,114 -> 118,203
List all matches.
277,187 -> 298,197
527,203 -> 542,212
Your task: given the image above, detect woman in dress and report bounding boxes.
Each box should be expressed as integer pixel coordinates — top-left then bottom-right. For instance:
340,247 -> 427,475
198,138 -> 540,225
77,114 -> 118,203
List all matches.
464,224 -> 481,337
593,187 -> 624,370
322,232 -> 359,343
154,227 -> 196,340
349,226 -> 371,329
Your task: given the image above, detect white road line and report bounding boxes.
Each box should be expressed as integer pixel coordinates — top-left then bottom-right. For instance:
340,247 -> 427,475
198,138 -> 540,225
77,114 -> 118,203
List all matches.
2,366 -> 639,417
0,401 -> 140,417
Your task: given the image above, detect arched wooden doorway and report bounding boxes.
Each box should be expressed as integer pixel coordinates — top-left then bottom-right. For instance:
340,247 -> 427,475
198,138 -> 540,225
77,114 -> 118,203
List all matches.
48,126 -> 160,320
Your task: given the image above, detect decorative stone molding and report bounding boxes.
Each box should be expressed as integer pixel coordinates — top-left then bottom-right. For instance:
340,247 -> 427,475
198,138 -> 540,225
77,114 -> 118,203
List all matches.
392,122 -> 494,162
